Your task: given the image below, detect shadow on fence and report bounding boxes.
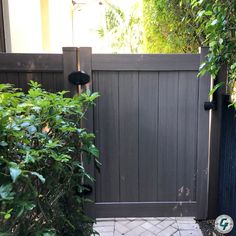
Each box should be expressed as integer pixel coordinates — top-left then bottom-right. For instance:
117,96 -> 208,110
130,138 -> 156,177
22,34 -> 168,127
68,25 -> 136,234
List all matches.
218,95 -> 236,235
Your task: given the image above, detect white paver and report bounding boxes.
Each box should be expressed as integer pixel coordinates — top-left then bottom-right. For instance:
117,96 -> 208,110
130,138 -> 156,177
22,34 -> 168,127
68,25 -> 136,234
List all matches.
93,217 -> 203,236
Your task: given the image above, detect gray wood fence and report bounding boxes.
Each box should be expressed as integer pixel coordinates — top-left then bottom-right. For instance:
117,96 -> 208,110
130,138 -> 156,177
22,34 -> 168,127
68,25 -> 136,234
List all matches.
84,48 -> 212,219
0,53 -> 64,91
0,48 -> 215,219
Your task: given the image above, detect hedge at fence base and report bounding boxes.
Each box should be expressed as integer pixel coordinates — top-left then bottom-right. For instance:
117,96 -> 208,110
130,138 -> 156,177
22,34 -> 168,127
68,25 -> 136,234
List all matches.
0,82 -> 99,236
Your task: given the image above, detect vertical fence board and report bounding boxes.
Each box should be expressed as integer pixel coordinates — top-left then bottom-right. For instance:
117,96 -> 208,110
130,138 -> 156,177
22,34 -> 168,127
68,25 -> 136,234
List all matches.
18,72 -> 42,92
62,47 -> 78,96
95,71 -> 120,202
177,71 -> 198,201
0,72 -> 7,83
119,71 -> 139,202
93,72 -> 101,202
138,72 -> 158,201
41,72 -> 55,92
157,72 -> 178,201
6,72 -> 19,87
208,65 -> 227,218
54,72 -> 64,92
196,47 -> 211,219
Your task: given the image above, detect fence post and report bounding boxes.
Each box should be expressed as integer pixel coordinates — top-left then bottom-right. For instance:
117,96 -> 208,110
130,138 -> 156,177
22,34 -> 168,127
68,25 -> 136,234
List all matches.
208,64 -> 227,218
63,47 -> 95,204
77,47 -> 96,204
196,47 -> 212,219
77,47 -> 93,131
62,47 -> 78,96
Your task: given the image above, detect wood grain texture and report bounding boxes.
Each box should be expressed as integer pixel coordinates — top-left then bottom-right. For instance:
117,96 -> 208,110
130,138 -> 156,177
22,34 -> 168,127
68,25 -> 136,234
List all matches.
119,71 -> 139,202
0,53 -> 63,72
138,72 -> 158,201
157,72 -> 178,201
54,72 -> 64,92
95,71 -> 120,202
85,201 -> 197,218
18,72 -> 42,92
6,72 -> 19,87
177,71 -> 199,201
0,50 -> 212,219
0,72 -> 7,83
41,72 -> 55,92
92,54 -> 200,71
196,47 -> 211,219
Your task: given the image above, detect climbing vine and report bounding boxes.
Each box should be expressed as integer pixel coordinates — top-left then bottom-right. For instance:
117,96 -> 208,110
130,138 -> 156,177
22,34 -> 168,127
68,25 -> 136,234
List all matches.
189,0 -> 236,107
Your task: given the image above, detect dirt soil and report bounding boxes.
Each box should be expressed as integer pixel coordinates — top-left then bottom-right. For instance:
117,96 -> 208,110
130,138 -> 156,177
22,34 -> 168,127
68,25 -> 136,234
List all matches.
197,219 -> 223,236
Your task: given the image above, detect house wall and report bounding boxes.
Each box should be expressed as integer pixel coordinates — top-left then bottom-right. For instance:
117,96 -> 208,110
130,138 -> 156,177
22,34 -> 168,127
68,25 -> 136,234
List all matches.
0,0 -> 6,52
7,0 -> 43,52
47,0 -> 73,52
5,0 -> 73,53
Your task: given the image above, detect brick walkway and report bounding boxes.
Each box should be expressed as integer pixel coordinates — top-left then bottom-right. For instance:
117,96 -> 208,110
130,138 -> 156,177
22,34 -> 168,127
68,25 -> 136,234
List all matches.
93,217 -> 203,236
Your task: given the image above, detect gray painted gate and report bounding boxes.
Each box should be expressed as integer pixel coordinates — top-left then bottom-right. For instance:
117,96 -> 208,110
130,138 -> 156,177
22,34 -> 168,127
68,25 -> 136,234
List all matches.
82,48 -> 211,219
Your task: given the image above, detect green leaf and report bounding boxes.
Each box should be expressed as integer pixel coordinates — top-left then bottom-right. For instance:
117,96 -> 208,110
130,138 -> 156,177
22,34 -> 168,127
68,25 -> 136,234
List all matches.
42,232 -> 56,236
24,202 -> 36,211
0,141 -> 8,147
30,171 -> 45,183
9,167 -> 21,183
24,152 -> 35,163
21,122 -> 31,128
0,184 -> 14,200
219,38 -> 223,44
205,11 -> 212,16
89,145 -> 99,158
197,10 -> 205,17
4,213 -> 11,220
51,153 -> 71,162
209,82 -> 225,96
211,19 -> 218,25
0,233 -> 12,236
26,125 -> 37,134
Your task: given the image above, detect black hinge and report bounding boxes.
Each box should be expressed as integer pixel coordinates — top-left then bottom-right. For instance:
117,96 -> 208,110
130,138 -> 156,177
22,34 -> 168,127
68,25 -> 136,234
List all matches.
204,101 -> 217,110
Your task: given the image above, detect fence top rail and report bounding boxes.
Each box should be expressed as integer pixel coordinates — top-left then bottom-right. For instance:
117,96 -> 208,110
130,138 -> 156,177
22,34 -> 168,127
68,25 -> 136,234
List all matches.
92,53 -> 200,71
0,53 -> 63,72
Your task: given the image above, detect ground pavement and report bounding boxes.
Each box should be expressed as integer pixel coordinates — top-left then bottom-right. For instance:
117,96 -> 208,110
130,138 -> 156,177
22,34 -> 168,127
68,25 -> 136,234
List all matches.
93,217 -> 203,236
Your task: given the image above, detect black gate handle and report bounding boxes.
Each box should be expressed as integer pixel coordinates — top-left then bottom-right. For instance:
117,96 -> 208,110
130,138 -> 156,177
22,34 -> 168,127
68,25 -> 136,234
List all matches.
204,101 -> 217,110
68,71 -> 90,85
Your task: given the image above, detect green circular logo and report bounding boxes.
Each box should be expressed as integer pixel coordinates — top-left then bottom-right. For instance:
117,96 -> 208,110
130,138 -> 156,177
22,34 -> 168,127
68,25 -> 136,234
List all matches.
215,214 -> 234,234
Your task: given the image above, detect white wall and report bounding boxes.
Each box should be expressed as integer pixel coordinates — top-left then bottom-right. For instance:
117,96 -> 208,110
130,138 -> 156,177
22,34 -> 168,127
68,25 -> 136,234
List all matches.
72,0 -> 108,53
8,0 -> 43,52
48,0 -> 73,53
5,0 -> 141,53
7,0 -> 73,53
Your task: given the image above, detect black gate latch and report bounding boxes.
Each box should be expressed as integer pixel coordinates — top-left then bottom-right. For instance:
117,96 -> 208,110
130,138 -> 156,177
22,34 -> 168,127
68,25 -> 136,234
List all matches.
204,101 -> 217,110
68,71 -> 90,85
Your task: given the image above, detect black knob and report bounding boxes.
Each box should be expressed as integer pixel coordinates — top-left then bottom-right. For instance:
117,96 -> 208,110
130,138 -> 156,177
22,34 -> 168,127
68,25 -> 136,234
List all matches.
68,71 -> 90,85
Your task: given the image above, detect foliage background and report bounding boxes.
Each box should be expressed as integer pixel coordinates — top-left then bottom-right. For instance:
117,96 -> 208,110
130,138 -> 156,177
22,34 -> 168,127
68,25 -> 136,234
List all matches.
143,0 -> 203,53
0,82 -> 99,235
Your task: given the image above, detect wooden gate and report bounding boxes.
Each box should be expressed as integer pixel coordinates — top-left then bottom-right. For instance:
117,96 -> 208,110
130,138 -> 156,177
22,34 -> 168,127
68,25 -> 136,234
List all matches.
0,47 -> 212,219
82,48 -> 212,219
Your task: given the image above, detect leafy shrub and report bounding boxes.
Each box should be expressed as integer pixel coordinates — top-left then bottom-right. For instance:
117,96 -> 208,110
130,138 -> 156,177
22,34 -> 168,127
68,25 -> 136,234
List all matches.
0,82 -> 99,236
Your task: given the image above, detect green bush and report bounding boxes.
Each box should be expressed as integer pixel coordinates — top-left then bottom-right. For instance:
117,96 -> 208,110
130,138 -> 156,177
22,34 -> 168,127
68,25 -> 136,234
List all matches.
0,82 -> 99,236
